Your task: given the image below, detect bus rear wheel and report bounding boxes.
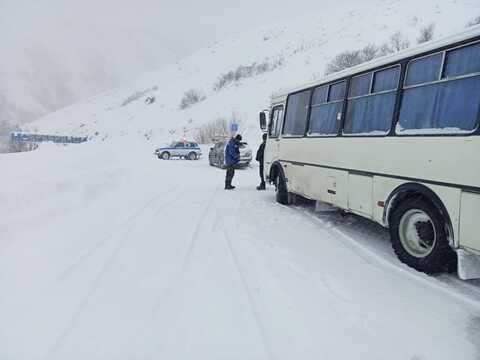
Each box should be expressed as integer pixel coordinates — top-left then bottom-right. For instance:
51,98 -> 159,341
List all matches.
389,198 -> 456,274
275,174 -> 289,205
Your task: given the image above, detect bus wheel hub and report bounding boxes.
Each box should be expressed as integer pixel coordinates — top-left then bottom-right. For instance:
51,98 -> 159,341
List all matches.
399,209 -> 436,258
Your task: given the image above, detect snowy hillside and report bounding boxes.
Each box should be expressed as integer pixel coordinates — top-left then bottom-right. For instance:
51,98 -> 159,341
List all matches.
26,0 -> 480,145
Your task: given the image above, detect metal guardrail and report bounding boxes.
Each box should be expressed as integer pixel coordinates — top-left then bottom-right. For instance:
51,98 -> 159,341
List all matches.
10,132 -> 88,144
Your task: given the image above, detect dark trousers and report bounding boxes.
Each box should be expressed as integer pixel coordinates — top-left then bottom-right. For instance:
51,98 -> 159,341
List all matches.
259,162 -> 265,184
225,165 -> 235,186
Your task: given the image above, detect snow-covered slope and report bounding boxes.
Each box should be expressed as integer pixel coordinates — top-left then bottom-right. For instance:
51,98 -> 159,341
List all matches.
27,0 -> 480,145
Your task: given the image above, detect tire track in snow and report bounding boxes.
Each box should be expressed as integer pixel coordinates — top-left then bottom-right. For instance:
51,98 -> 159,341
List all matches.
221,226 -> 275,360
56,184 -> 182,282
154,182 -> 220,307
122,183 -> 221,357
43,184 -> 186,360
235,195 -> 363,306
218,196 -> 275,360
301,209 -> 480,310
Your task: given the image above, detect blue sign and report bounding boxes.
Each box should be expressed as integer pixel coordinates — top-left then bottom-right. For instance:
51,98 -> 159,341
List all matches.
230,123 -> 238,133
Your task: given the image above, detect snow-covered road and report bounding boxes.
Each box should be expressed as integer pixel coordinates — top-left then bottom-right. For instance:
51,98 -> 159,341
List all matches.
1,143 -> 480,360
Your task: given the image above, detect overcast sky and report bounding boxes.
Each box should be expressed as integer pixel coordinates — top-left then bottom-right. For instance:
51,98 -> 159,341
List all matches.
0,0 -> 347,123
1,0 -> 348,62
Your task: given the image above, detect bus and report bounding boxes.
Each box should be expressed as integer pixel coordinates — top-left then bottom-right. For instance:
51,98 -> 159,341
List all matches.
259,27 -> 480,280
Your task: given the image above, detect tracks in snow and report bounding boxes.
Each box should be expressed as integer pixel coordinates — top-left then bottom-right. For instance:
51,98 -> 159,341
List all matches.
220,202 -> 275,360
44,183 -> 188,360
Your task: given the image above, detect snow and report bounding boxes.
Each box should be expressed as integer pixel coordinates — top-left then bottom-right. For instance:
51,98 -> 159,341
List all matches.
395,124 -> 476,135
343,130 -> 389,136
1,142 -> 480,359
2,0 -> 480,358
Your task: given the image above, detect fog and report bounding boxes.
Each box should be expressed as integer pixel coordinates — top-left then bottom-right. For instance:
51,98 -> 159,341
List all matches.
0,0 -> 345,125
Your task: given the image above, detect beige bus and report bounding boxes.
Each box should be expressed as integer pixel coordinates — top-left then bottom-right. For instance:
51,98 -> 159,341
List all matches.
259,27 -> 480,280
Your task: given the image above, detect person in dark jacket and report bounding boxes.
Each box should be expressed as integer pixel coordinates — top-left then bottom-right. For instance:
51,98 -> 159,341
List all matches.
256,133 -> 267,190
224,134 -> 242,190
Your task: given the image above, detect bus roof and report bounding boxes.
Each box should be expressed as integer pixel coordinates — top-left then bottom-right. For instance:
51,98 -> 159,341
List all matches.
272,25 -> 480,102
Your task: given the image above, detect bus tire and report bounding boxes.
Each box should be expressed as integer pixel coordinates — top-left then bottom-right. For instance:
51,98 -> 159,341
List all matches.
275,174 -> 289,205
389,197 -> 456,274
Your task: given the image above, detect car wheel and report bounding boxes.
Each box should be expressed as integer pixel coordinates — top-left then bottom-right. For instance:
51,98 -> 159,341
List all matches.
161,152 -> 170,160
188,152 -> 197,160
389,197 -> 456,274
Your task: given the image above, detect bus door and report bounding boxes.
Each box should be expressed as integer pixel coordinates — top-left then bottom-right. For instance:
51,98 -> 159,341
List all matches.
265,105 -> 284,174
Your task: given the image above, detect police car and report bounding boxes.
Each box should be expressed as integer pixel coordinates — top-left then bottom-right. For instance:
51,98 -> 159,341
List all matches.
155,141 -> 202,160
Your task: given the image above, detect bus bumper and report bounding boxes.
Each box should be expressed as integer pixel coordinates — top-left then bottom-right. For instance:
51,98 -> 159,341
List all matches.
457,249 -> 480,280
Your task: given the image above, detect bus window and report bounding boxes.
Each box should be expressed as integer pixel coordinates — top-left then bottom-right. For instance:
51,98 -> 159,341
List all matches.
283,90 -> 310,136
274,107 -> 284,137
311,85 -> 328,104
349,73 -> 371,97
344,67 -> 399,135
269,106 -> 284,138
373,67 -> 400,92
444,42 -> 480,78
404,53 -> 442,86
308,82 -> 346,136
398,43 -> 480,135
328,82 -> 346,101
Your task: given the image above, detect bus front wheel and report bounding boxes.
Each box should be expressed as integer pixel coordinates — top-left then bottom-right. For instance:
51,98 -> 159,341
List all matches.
389,197 -> 456,274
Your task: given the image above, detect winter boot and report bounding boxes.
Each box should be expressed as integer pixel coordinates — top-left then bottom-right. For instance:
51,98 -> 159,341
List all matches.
256,182 -> 266,190
225,184 -> 236,190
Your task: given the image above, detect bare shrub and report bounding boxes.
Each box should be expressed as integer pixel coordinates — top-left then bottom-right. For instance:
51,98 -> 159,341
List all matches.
213,56 -> 284,91
0,120 -> 13,152
325,44 -> 381,75
378,31 -> 411,56
325,31 -> 412,75
360,44 -> 380,62
179,89 -> 206,110
417,23 -> 435,44
121,86 -> 158,107
0,121 -> 35,153
193,113 -> 244,144
325,50 -> 364,75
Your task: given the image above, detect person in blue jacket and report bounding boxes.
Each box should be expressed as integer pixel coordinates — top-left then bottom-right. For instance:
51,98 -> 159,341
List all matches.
224,134 -> 242,190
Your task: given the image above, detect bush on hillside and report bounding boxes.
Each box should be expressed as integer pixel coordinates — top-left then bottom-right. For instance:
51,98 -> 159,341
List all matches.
417,23 -> 435,44
374,31 -> 411,57
0,121 -> 36,153
213,56 -> 284,91
325,31 -> 410,75
193,113 -> 243,144
121,86 -> 158,107
325,49 -> 367,75
179,89 -> 206,110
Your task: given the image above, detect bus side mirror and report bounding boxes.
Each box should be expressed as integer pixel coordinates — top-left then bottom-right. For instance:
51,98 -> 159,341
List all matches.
259,112 -> 267,131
